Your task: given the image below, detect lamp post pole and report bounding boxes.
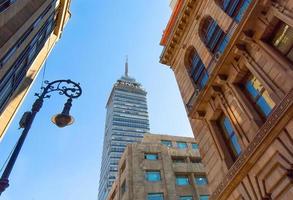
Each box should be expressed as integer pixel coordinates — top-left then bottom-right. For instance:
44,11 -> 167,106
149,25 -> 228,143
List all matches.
0,79 -> 82,196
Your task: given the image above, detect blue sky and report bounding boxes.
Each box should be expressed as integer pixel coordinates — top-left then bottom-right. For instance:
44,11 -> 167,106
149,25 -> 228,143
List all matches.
0,1 -> 193,199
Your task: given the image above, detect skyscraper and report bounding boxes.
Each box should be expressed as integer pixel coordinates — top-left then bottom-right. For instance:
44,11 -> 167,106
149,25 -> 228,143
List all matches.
0,0 -> 71,140
98,61 -> 150,200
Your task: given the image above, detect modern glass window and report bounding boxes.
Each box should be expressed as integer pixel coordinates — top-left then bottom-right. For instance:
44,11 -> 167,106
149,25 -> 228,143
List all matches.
147,193 -> 164,200
191,143 -> 199,150
218,114 -> 241,160
244,75 -> 275,117
180,196 -> 193,200
202,17 -> 229,54
188,51 -> 209,89
177,142 -> 188,149
199,195 -> 209,200
270,20 -> 293,62
145,171 -> 161,182
161,140 -> 172,147
195,176 -> 208,185
176,175 -> 190,186
145,153 -> 159,160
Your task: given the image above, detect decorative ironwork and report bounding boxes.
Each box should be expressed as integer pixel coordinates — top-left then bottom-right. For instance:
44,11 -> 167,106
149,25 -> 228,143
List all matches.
35,79 -> 82,99
0,79 -> 82,196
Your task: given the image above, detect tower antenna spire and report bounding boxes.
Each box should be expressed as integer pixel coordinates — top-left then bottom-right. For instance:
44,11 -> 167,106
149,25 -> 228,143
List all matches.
125,55 -> 128,77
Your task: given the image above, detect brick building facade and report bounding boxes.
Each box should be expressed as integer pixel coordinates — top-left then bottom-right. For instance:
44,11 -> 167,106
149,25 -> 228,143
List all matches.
107,134 -> 209,200
160,0 -> 293,199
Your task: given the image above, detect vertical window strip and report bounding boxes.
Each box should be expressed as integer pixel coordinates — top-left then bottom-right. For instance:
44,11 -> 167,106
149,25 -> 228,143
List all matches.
219,115 -> 242,159
189,52 -> 209,89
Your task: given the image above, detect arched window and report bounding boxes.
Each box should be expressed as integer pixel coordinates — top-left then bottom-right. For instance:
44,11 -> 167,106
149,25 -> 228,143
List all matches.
200,16 -> 229,54
185,47 -> 209,89
217,0 -> 252,22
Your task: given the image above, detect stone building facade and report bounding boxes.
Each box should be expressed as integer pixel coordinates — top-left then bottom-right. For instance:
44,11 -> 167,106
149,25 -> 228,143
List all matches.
160,0 -> 293,199
0,0 -> 71,139
107,133 -> 209,200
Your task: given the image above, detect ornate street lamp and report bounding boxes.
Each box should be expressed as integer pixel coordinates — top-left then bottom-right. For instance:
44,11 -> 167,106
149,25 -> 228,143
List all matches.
0,79 -> 82,195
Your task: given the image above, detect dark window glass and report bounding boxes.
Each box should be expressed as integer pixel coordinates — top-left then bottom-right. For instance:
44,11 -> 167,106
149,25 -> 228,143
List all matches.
220,0 -> 252,22
161,140 -> 172,147
195,176 -> 208,185
177,142 -> 188,149
147,193 -> 164,200
189,52 -> 209,89
0,0 -> 15,13
176,175 -> 190,186
190,157 -> 202,163
145,153 -> 158,160
244,75 -> 275,117
218,115 -> 241,160
202,17 -> 229,54
145,171 -> 161,182
270,21 -> 293,62
180,196 -> 193,200
172,156 -> 187,163
199,195 -> 209,200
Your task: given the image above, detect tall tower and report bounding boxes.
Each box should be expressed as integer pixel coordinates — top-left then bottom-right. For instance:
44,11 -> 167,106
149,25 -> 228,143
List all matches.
98,61 -> 150,200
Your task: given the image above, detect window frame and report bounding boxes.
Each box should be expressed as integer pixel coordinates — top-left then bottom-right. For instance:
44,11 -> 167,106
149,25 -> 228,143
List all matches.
217,114 -> 242,161
240,74 -> 275,119
176,175 -> 190,186
144,153 -> 159,160
147,193 -> 164,200
145,170 -> 161,182
177,141 -> 188,149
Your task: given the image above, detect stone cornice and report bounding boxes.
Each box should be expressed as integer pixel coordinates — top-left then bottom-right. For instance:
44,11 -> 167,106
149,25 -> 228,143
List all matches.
160,0 -> 197,66
210,89 -> 293,200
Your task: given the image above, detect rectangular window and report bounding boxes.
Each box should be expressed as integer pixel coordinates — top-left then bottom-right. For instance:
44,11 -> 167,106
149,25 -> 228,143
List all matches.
190,157 -> 202,163
172,156 -> 187,163
199,195 -> 209,200
191,143 -> 199,150
243,75 -> 275,118
180,196 -> 193,200
176,175 -> 190,186
195,176 -> 208,185
270,20 -> 293,62
218,114 -> 241,160
145,153 -> 159,160
161,140 -> 172,147
177,142 -> 188,149
147,193 -> 164,200
145,171 -> 161,182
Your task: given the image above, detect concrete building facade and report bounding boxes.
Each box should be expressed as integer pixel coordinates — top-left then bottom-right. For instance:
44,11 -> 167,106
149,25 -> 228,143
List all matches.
107,134 -> 209,200
0,0 -> 71,140
160,0 -> 293,199
98,64 -> 150,200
